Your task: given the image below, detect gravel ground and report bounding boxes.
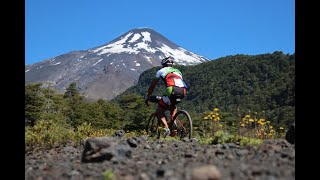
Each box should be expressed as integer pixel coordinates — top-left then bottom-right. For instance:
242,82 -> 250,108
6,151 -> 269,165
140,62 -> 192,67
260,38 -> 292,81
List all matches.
25,136 -> 295,180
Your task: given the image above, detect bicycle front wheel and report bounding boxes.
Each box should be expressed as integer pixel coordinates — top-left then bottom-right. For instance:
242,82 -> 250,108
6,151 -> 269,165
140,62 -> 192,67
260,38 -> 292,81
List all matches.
145,112 -> 160,138
172,110 -> 193,139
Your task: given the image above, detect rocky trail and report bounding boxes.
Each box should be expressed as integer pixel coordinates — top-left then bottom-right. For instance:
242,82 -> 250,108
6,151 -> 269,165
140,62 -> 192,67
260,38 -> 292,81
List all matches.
25,132 -> 295,180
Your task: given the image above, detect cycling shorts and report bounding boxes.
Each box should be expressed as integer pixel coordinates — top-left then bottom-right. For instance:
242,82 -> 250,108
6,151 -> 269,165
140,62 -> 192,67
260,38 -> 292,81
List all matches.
159,86 -> 186,109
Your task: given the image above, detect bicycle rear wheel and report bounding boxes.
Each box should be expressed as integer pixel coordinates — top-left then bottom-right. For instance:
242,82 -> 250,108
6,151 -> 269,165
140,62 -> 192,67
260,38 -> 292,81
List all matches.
172,110 -> 193,139
145,113 -> 160,138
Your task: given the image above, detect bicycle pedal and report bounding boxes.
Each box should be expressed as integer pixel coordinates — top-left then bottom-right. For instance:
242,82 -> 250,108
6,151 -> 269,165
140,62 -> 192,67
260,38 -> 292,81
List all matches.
170,130 -> 178,137
173,120 -> 177,127
163,128 -> 170,138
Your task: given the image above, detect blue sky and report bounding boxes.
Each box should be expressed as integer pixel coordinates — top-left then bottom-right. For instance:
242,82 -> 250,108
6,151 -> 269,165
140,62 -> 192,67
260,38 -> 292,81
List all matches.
25,0 -> 295,65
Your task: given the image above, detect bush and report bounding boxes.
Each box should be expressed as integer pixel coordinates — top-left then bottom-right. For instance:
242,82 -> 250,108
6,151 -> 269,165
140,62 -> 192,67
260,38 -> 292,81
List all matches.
238,136 -> 263,146
198,136 -> 215,145
25,119 -> 75,149
25,120 -> 115,150
102,169 -> 115,180
73,122 -> 111,144
211,130 -> 234,144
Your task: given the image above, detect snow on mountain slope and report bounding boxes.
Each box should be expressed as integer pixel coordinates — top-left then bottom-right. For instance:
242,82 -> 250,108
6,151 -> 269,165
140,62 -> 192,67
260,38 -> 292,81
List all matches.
25,28 -> 209,100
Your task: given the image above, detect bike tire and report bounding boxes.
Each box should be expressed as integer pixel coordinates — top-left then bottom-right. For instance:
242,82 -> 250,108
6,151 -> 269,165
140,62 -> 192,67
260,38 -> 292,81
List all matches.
145,112 -> 160,138
172,110 -> 193,140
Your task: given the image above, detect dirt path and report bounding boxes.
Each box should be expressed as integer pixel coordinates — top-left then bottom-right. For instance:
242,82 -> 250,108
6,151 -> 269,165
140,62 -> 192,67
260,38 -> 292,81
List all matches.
25,136 -> 295,180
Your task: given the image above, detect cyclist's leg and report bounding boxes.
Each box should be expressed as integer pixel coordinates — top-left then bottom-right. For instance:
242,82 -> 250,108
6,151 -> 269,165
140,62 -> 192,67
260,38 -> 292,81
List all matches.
156,102 -> 171,137
168,86 -> 186,120
169,106 -> 177,123
162,86 -> 174,118
156,102 -> 169,129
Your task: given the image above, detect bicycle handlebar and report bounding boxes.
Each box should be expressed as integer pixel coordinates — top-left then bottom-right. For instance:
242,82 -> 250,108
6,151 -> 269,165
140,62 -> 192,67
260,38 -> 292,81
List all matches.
145,95 -> 162,106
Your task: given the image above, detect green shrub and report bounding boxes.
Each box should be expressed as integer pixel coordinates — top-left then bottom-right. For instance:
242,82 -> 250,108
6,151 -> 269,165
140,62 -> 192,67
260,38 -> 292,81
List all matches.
239,136 -> 263,146
102,169 -> 115,180
124,130 -> 147,138
199,137 -> 215,145
25,119 -> 75,149
25,120 -> 116,150
211,130 -> 234,144
73,122 -> 111,144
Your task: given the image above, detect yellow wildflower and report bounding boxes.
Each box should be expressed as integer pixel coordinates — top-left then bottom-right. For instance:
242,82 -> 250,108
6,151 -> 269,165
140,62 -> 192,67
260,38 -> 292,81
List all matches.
260,122 -> 266,125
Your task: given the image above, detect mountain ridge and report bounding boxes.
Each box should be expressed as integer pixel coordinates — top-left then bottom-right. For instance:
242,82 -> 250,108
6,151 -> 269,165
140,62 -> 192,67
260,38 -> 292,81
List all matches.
25,28 -> 209,100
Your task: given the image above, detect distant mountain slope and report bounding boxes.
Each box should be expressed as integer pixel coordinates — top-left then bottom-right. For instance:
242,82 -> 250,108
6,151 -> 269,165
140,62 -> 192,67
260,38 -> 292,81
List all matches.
25,28 -> 209,100
117,51 -> 295,126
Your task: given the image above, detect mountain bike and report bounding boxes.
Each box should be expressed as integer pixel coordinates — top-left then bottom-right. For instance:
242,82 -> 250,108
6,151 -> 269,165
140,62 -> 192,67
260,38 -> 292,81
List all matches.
145,95 -> 192,140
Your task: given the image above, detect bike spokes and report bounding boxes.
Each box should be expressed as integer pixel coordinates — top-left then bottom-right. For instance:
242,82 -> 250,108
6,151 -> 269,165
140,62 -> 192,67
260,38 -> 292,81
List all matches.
175,119 -> 188,138
172,110 -> 193,140
146,113 -> 160,138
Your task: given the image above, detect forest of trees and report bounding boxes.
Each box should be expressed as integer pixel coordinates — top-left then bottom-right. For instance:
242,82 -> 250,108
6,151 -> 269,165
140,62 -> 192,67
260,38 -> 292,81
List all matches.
25,82 -> 152,131
118,51 -> 295,129
25,51 -> 295,135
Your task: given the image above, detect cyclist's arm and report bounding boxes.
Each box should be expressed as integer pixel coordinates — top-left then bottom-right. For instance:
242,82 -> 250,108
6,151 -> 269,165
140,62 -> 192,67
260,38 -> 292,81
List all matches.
147,79 -> 159,97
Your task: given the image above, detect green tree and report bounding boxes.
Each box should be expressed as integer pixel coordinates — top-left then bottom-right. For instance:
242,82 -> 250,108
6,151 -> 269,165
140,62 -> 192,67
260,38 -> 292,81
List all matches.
97,99 -> 124,129
117,52 -> 295,128
25,83 -> 45,126
118,94 -> 153,131
63,82 -> 81,98
63,82 -> 86,127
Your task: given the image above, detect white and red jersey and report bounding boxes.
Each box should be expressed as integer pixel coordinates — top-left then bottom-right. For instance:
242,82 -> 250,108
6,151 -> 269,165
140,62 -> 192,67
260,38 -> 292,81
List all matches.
155,67 -> 187,88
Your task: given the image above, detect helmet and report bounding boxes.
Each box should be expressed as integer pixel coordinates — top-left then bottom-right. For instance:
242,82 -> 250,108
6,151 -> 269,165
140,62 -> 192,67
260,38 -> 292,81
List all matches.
161,57 -> 174,67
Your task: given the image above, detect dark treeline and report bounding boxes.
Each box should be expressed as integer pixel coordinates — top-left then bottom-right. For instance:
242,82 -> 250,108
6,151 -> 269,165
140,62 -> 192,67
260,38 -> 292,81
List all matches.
117,51 -> 295,128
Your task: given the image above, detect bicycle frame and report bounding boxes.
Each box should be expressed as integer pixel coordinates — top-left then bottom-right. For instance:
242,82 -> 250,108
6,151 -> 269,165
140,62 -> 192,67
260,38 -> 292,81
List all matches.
145,96 -> 193,139
146,95 -> 192,139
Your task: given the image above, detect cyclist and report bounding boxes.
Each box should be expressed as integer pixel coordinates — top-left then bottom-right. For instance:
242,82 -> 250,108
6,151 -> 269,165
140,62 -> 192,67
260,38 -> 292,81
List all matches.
145,57 -> 187,137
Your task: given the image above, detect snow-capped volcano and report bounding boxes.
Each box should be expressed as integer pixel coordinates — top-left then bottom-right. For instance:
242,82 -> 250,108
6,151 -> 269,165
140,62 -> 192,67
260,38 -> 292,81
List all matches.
25,28 -> 209,100
90,28 -> 208,65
